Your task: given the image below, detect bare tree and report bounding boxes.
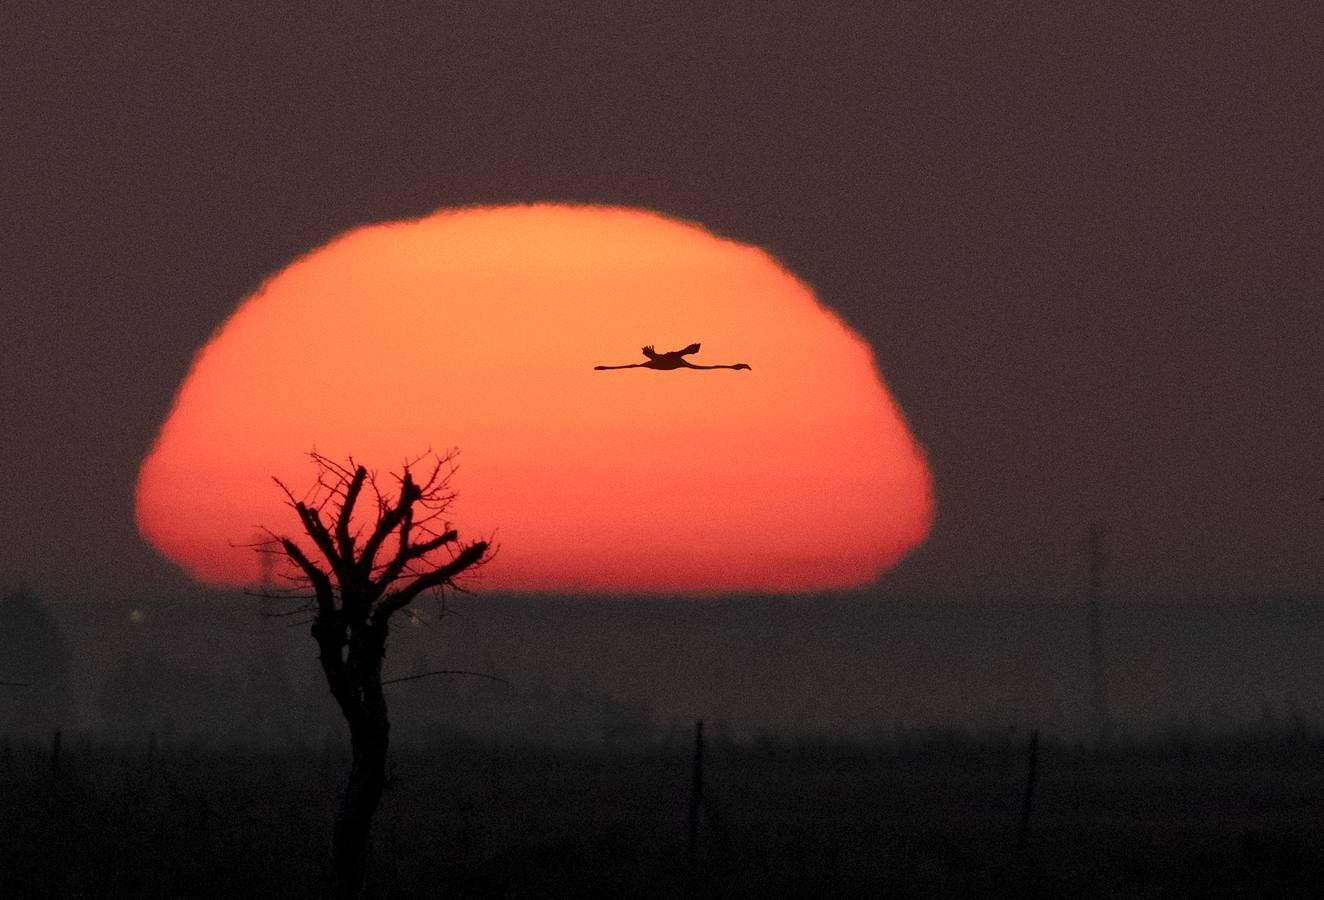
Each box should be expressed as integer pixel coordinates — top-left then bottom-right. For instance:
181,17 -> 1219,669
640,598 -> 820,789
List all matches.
261,451 -> 490,899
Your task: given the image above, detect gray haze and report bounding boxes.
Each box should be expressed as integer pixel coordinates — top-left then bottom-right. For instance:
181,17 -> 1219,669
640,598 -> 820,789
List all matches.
10,587 -> 1324,748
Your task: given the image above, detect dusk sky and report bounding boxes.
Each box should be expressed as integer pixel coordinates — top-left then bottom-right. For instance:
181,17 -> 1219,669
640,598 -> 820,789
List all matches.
4,3 -> 1321,605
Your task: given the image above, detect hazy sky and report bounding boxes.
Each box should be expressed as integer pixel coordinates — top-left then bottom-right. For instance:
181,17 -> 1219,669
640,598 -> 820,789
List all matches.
3,3 -> 1320,604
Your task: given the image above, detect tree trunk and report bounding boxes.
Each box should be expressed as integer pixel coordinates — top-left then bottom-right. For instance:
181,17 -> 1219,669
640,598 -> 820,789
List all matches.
321,616 -> 391,900
331,718 -> 389,899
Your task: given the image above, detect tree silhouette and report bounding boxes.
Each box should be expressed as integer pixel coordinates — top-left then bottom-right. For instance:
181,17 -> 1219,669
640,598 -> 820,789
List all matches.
0,589 -> 71,738
261,451 -> 490,899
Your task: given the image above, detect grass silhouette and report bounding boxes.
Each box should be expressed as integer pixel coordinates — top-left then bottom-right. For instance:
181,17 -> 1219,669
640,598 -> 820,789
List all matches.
3,731 -> 1323,897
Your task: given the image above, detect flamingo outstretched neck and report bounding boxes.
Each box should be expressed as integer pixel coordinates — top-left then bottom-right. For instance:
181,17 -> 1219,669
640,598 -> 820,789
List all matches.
594,343 -> 751,371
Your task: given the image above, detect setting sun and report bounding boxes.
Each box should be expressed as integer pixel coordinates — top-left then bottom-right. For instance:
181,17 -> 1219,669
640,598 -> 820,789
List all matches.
135,205 -> 932,592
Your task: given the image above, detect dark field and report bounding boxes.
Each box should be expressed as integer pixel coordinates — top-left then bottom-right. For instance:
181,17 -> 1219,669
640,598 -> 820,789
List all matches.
5,731 -> 1324,898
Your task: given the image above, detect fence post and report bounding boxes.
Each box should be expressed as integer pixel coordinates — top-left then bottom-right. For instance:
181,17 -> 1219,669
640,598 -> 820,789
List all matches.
50,727 -> 62,778
687,718 -> 705,890
1086,525 -> 1110,740
1017,728 -> 1040,852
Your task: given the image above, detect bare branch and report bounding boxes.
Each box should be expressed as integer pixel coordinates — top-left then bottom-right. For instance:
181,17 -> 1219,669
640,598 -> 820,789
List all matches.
281,538 -> 334,618
295,501 -> 344,578
242,584 -> 317,602
381,669 -> 509,687
357,472 -> 423,575
256,601 -> 317,618
396,504 -> 413,564
372,540 -> 489,625
335,465 -> 368,561
272,475 -> 299,507
309,450 -> 357,484
375,528 -> 458,590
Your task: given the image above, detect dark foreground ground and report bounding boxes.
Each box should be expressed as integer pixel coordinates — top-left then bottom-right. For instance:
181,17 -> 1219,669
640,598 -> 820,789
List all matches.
4,731 -> 1324,898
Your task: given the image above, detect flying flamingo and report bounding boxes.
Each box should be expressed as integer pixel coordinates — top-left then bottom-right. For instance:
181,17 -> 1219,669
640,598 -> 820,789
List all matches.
594,343 -> 751,371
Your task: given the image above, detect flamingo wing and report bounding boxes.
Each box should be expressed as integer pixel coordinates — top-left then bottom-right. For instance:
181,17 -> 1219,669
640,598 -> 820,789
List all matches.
641,345 -> 659,360
676,342 -> 701,356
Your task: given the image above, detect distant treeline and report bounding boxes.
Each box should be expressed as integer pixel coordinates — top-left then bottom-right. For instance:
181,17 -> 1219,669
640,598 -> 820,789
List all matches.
9,588 -> 1324,747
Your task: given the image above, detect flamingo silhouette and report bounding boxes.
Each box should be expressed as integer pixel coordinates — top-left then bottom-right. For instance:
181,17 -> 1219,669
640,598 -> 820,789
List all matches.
594,343 -> 751,371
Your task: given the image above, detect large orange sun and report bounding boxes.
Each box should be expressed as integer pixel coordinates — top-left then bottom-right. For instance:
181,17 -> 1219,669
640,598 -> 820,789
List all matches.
136,205 -> 932,593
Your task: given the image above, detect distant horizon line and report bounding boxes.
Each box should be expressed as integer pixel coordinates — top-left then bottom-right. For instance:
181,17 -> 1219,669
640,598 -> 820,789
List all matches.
9,581 -> 1324,612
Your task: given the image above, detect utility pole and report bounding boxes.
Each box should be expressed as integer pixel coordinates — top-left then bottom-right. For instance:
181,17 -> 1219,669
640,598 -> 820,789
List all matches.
687,718 -> 705,892
257,532 -> 276,593
256,533 -> 282,654
254,532 -> 285,742
1086,525 -> 1109,739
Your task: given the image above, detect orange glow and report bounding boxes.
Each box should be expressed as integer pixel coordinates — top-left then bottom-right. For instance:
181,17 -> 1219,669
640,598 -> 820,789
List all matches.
136,205 -> 932,593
